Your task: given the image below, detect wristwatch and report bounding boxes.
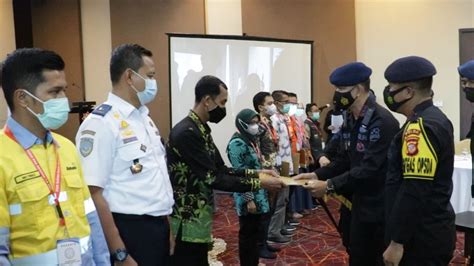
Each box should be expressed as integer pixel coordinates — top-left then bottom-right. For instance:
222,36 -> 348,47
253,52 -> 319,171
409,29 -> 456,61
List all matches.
326,179 -> 335,194
112,248 -> 128,262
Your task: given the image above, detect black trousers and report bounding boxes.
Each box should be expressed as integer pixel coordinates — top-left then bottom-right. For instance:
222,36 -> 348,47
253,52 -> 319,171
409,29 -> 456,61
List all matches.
339,205 -> 352,253
258,212 -> 272,248
112,213 -> 170,266
399,254 -> 453,266
349,219 -> 385,266
170,229 -> 209,266
239,214 -> 261,266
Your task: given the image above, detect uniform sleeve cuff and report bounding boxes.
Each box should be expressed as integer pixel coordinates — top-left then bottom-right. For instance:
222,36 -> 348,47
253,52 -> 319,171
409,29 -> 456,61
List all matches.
245,169 -> 259,178
250,178 -> 261,191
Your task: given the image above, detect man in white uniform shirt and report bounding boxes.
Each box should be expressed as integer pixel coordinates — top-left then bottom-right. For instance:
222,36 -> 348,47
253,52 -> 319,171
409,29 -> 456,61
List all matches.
267,90 -> 294,244
76,44 -> 174,266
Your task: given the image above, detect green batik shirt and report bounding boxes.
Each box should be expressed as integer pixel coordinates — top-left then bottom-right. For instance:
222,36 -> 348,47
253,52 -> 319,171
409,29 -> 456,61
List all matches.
166,111 -> 261,243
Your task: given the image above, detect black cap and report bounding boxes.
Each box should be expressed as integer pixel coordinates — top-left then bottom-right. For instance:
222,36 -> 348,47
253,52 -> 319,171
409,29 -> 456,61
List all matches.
329,62 -> 372,87
384,56 -> 436,83
458,60 -> 474,80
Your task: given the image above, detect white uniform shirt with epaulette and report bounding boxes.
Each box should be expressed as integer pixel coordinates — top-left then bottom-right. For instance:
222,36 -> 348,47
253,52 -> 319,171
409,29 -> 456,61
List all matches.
76,93 -> 174,216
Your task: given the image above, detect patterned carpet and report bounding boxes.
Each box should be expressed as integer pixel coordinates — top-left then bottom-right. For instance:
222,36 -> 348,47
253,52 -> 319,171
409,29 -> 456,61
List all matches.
212,193 -> 469,266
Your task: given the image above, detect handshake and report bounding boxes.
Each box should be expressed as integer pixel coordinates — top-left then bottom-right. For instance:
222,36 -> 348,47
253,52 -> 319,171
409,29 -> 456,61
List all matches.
257,169 -> 286,191
292,172 -> 329,198
257,170 -> 329,198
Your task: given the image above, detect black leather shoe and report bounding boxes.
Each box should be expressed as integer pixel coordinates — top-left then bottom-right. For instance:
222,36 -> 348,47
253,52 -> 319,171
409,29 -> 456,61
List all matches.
280,228 -> 295,236
283,224 -> 297,231
288,218 -> 300,226
259,248 -> 277,259
267,244 -> 281,252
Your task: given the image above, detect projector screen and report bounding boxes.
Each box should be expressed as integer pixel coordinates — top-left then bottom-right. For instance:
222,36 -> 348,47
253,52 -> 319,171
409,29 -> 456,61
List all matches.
169,34 -> 313,164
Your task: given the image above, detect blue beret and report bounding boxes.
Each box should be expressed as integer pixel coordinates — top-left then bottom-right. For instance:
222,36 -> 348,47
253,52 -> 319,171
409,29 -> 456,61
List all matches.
458,60 -> 474,80
329,62 -> 372,87
384,56 -> 436,83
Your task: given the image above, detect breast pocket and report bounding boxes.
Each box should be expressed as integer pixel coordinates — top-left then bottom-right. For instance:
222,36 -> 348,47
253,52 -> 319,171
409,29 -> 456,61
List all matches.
117,142 -> 148,175
63,173 -> 86,219
14,180 -> 54,231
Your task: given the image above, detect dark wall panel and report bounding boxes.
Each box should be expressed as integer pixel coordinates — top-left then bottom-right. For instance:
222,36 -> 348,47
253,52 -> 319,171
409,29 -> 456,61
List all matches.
110,0 -> 206,138
22,0 -> 85,141
241,0 -> 357,107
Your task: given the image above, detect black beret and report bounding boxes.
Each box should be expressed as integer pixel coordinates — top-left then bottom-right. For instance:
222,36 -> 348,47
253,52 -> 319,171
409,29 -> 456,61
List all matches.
329,62 -> 372,87
458,60 -> 474,80
384,56 -> 436,83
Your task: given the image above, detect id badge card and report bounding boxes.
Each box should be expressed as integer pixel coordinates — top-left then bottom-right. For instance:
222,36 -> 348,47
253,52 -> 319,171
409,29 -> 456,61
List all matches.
57,238 -> 82,266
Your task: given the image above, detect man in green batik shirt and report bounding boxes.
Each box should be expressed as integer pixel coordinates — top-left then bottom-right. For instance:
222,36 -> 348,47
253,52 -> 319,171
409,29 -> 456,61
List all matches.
167,75 -> 284,266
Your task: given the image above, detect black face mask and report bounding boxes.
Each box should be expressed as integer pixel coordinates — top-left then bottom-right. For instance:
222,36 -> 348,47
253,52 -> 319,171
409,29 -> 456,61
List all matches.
209,104 -> 227,123
333,88 -> 356,111
464,87 -> 474,102
383,85 -> 411,112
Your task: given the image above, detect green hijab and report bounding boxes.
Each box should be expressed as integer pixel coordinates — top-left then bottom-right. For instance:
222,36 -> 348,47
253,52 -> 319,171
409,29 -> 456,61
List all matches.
232,108 -> 260,145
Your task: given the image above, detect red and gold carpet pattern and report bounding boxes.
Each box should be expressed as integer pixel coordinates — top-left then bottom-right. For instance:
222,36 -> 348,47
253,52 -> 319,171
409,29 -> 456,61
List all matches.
212,194 -> 468,265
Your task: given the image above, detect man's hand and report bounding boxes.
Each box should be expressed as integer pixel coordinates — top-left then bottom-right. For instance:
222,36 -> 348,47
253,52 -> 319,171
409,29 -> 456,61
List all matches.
258,169 -> 279,177
307,154 -> 314,165
302,180 -> 327,198
169,228 -> 175,256
247,200 -> 257,214
319,156 -> 331,167
116,256 -> 138,266
383,241 -> 404,266
292,172 -> 317,181
259,173 -> 285,191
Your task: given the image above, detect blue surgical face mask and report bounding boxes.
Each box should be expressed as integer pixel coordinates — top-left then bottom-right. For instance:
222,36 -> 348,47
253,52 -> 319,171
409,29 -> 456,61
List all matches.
295,108 -> 305,117
23,90 -> 70,130
130,70 -> 158,105
311,112 -> 320,121
288,104 -> 298,116
282,103 -> 292,114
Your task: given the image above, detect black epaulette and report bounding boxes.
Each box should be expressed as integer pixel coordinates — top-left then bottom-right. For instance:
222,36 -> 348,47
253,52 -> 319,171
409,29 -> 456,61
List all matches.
91,104 -> 112,117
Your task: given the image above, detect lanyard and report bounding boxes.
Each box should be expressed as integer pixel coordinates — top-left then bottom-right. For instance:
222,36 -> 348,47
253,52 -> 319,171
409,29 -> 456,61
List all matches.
249,141 -> 263,161
4,126 -> 65,226
261,120 -> 278,145
306,118 -> 322,136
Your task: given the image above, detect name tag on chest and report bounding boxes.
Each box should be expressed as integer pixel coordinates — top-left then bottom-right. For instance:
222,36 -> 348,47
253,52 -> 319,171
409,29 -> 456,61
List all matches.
57,238 -> 81,265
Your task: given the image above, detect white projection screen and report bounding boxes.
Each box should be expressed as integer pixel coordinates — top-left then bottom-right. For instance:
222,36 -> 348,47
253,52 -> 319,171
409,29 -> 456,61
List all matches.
169,34 -> 313,164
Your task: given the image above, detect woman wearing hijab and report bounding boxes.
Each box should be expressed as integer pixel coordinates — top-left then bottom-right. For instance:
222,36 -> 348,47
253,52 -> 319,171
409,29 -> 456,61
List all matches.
227,109 -> 271,266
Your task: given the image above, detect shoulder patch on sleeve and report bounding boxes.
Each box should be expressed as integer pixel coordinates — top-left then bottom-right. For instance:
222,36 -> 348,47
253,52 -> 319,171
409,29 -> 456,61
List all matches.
91,104 -> 112,117
79,137 -> 94,157
401,118 -> 437,180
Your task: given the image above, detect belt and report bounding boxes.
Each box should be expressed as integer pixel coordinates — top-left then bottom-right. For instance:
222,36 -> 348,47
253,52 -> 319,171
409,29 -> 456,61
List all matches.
112,212 -> 168,221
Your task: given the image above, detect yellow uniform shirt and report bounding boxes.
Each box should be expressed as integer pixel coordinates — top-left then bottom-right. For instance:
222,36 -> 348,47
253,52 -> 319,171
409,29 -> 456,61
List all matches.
0,127 -> 93,263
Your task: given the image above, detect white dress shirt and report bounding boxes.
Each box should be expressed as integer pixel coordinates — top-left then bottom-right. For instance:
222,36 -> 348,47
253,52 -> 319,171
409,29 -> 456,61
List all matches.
76,93 -> 174,216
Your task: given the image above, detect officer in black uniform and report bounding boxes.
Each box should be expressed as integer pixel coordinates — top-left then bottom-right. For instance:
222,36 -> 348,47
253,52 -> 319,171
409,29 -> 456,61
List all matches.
296,62 -> 400,265
459,59 -> 474,266
459,60 -> 474,164
459,60 -> 474,104
383,56 -> 456,266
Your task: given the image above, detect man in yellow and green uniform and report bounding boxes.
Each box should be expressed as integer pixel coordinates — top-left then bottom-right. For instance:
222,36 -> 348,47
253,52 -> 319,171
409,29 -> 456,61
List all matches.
0,48 -> 108,265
